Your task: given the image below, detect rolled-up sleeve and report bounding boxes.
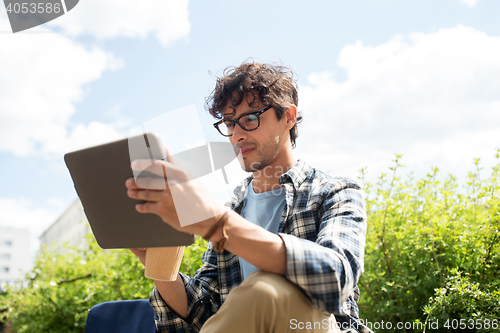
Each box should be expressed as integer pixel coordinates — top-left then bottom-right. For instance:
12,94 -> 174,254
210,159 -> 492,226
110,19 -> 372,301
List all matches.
279,178 -> 367,314
149,242 -> 221,333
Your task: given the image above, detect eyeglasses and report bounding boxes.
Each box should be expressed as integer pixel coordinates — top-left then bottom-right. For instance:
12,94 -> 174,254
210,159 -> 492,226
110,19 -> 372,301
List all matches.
213,106 -> 272,137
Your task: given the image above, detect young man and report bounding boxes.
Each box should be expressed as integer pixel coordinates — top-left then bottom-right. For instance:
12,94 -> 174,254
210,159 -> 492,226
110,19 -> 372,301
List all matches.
126,62 -> 371,333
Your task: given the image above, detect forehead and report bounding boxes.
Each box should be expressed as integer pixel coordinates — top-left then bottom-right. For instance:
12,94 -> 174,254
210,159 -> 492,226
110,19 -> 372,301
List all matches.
222,91 -> 263,118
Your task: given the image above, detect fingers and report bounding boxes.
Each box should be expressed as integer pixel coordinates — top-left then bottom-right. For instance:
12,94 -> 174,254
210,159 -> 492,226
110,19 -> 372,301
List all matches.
137,176 -> 168,190
131,157 -> 190,185
126,178 -> 141,189
131,159 -> 165,177
129,248 -> 147,266
126,178 -> 168,201
129,248 -> 147,256
134,201 -> 158,214
126,177 -> 170,191
127,188 -> 164,202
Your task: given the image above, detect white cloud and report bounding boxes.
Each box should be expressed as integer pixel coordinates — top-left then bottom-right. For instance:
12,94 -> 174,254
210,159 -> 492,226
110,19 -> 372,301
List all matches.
0,14 -> 124,158
45,121 -> 124,156
460,0 -> 479,7
0,197 -> 64,233
296,26 -> 500,182
0,197 -> 66,259
48,0 -> 190,46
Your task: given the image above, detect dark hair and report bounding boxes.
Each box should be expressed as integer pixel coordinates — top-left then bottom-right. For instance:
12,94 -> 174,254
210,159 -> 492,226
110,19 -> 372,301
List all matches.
205,61 -> 303,148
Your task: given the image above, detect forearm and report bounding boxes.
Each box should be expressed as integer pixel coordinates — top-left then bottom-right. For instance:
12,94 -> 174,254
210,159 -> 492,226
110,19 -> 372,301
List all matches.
154,274 -> 188,319
210,213 -> 287,276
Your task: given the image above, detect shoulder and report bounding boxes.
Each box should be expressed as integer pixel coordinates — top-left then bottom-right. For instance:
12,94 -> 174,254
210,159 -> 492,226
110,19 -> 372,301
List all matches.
290,165 -> 365,216
305,169 -> 367,224
305,167 -> 363,196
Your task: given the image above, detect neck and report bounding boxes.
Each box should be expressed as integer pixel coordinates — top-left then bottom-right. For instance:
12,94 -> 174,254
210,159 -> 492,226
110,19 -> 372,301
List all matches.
252,145 -> 297,193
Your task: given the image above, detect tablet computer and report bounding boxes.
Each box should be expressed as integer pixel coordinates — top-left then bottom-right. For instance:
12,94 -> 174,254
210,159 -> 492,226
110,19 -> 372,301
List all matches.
64,133 -> 195,249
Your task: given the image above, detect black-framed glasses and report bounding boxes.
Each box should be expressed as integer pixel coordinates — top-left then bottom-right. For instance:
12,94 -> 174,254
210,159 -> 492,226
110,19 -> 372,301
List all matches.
213,106 -> 272,137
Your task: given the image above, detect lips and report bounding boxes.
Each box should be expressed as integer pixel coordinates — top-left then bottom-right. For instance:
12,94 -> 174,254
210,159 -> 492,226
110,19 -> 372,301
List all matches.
241,148 -> 254,157
238,146 -> 255,157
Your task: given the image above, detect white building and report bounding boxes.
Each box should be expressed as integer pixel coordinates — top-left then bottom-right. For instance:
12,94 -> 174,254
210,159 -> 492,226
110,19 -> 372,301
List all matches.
39,199 -> 90,250
0,227 -> 31,288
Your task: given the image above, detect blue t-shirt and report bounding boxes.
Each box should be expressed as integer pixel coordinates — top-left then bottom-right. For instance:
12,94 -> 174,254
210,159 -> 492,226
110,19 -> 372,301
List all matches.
239,180 -> 286,280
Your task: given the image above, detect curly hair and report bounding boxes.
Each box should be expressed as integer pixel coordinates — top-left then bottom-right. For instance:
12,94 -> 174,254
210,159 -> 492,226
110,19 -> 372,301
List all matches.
205,61 -> 303,148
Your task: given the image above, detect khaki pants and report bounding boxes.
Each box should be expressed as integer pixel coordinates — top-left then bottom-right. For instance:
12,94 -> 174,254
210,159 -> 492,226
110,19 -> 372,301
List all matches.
200,271 -> 340,333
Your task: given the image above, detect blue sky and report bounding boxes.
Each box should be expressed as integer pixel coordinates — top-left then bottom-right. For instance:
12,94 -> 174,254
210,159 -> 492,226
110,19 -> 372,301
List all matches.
1,0 -> 499,253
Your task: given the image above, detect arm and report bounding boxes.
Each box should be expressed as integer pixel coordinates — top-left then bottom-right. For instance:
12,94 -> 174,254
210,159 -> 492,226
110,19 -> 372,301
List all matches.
130,246 -> 221,333
149,243 -> 221,333
209,213 -> 287,276
205,178 -> 366,315
129,248 -> 188,319
280,178 -> 367,314
154,276 -> 188,318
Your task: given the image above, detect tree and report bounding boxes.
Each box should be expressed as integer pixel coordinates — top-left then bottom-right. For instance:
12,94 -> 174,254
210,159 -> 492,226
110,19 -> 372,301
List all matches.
0,233 -> 206,333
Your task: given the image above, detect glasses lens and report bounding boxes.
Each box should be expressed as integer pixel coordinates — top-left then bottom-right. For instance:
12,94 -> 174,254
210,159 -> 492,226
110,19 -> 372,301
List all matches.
239,114 -> 259,130
216,112 -> 260,136
217,121 -> 233,136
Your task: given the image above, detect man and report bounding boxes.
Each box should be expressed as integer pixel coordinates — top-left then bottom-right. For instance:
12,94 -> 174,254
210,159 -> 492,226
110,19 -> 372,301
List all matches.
126,62 -> 371,333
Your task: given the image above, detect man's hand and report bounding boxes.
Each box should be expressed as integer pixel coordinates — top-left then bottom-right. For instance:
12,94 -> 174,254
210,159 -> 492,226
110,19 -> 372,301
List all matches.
125,149 -> 226,237
129,248 -> 147,266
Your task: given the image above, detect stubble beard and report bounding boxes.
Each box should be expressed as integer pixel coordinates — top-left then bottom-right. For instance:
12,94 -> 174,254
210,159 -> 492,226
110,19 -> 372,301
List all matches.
242,138 -> 282,173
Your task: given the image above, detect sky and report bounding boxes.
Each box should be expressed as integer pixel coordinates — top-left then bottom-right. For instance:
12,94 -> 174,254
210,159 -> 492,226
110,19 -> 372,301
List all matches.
1,0 -> 499,256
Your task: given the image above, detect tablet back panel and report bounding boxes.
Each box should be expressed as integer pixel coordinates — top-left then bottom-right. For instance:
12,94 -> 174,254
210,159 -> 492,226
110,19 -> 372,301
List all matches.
64,134 -> 195,249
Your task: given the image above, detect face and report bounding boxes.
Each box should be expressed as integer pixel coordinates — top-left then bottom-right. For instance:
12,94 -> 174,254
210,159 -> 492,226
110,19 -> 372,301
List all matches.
222,94 -> 292,172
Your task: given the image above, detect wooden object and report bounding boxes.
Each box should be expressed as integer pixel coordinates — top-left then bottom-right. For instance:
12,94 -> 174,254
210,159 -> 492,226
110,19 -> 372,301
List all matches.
144,246 -> 184,281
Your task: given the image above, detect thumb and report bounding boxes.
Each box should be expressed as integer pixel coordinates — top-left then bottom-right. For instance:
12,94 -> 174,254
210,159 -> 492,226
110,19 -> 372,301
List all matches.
165,147 -> 177,164
165,146 -> 177,164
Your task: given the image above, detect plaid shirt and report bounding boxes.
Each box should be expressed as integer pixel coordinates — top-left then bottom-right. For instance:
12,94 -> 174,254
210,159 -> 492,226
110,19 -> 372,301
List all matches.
150,160 -> 372,333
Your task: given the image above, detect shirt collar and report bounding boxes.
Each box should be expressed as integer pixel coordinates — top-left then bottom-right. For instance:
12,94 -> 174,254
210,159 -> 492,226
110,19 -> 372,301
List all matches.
278,159 -> 313,190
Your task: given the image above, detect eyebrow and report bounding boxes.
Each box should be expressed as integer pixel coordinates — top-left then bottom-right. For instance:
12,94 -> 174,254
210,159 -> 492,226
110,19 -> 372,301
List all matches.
222,108 -> 260,120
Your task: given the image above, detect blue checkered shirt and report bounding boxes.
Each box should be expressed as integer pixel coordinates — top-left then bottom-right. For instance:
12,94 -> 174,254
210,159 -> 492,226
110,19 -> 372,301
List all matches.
150,160 -> 372,333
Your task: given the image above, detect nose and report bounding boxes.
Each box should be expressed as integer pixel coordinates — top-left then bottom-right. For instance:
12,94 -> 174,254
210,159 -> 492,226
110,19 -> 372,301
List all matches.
229,123 -> 247,144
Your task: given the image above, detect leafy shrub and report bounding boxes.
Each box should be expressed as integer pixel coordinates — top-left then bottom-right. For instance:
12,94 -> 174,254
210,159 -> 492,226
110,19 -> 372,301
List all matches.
358,150 -> 500,332
0,233 -> 206,333
179,236 -> 207,277
2,151 -> 499,332
424,270 -> 500,333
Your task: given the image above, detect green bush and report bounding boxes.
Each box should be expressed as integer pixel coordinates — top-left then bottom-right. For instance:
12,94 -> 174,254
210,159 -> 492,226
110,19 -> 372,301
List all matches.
424,270 -> 500,332
0,233 -> 206,333
358,150 -> 500,332
2,151 -> 499,332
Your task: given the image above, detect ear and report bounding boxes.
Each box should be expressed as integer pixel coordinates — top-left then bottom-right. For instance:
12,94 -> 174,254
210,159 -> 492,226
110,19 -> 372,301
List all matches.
284,105 -> 298,130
